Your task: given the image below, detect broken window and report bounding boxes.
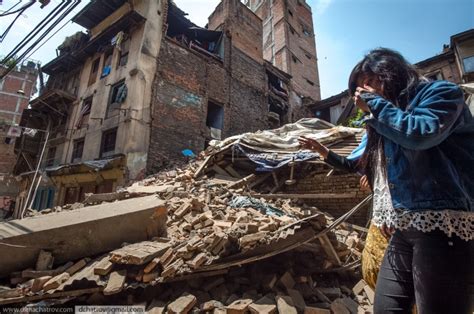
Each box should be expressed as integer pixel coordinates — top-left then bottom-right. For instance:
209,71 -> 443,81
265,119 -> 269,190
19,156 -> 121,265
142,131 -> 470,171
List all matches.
76,97 -> 92,128
268,96 -> 288,126
301,24 -> 311,36
463,55 -> 474,73
426,71 -> 443,81
315,108 -> 331,122
206,101 -> 224,140
166,3 -> 223,59
71,138 -> 84,163
88,58 -> 100,86
267,71 -> 288,99
117,37 -> 130,67
45,146 -> 57,167
100,128 -> 117,158
289,25 -> 296,35
101,48 -> 113,78
106,80 -> 127,118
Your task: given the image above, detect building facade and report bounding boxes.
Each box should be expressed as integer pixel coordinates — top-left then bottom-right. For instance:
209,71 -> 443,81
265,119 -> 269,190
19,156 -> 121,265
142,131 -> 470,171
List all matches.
0,61 -> 39,217
245,0 -> 321,101
14,0 -> 164,214
147,0 -> 314,171
14,0 -> 321,212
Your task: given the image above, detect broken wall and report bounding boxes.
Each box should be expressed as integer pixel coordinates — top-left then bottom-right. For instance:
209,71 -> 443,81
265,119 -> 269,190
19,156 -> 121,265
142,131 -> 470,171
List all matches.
286,165 -> 370,226
147,36 -> 270,173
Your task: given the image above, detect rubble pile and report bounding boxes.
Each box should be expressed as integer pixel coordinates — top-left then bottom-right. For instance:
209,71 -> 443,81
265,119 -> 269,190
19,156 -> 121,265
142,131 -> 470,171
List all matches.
0,121 -> 373,312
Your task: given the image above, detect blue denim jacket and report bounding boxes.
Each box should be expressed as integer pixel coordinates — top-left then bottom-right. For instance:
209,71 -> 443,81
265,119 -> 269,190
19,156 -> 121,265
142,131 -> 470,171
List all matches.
355,80 -> 474,212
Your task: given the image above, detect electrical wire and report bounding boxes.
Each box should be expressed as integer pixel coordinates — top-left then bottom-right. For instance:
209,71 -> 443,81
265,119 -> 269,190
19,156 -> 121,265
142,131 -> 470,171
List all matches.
1,1 -> 68,63
0,1 -> 81,80
14,1 -> 80,62
21,18 -> 72,62
1,9 -> 24,42
0,0 -> 34,17
0,1 -> 22,14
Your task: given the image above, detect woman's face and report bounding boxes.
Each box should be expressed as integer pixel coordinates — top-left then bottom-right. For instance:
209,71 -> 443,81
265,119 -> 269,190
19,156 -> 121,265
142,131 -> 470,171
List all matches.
357,74 -> 384,96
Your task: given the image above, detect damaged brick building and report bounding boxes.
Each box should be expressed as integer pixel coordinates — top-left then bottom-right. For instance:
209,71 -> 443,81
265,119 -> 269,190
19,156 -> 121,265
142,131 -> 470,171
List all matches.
148,0 -> 320,171
13,0 -> 322,211
0,61 -> 39,216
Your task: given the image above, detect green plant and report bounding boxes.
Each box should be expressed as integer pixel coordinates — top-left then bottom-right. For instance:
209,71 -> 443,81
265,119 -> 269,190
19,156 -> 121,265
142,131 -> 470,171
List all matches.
347,108 -> 366,128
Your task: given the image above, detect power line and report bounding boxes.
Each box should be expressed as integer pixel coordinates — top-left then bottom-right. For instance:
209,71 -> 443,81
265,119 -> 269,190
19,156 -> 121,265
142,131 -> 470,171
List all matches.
0,0 -> 22,14
15,1 -> 80,62
1,1 -> 81,80
1,9 -> 25,42
0,0 -> 34,17
22,18 -> 73,62
2,1 -> 68,63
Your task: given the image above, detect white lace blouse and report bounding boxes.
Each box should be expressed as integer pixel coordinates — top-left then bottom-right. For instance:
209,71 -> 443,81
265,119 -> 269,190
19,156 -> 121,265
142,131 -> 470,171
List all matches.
371,149 -> 474,241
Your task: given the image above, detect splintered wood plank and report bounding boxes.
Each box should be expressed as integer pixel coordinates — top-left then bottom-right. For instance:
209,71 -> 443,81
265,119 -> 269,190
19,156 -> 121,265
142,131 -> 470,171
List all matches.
103,270 -> 127,295
109,241 -> 171,265
211,164 -> 231,177
193,155 -> 212,178
319,234 -> 341,266
250,193 -> 357,199
225,165 -> 242,178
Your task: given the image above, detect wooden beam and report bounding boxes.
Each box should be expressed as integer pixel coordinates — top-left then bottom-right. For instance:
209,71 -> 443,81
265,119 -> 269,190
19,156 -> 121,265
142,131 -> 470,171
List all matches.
193,155 -> 212,178
250,193 -> 358,199
318,234 -> 341,266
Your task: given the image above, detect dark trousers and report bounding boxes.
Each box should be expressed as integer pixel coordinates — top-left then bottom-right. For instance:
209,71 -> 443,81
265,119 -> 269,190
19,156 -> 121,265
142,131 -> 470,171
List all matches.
374,228 -> 473,314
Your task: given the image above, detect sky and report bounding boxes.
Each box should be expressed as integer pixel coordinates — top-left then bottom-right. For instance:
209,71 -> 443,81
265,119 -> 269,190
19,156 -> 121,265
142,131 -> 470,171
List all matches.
1,0 -> 473,98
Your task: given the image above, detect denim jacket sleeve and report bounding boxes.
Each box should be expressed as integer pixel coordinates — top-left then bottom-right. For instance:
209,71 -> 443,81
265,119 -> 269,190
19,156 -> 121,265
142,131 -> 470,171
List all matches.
325,132 -> 366,174
361,81 -> 465,150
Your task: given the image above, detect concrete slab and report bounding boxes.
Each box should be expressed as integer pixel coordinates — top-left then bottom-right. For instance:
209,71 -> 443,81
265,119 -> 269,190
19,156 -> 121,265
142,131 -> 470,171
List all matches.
0,195 -> 167,277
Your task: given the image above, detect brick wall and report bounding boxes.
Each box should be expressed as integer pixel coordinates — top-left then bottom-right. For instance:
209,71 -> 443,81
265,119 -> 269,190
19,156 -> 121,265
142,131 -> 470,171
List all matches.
285,165 -> 371,226
0,69 -> 38,177
250,0 -> 321,101
146,38 -> 270,174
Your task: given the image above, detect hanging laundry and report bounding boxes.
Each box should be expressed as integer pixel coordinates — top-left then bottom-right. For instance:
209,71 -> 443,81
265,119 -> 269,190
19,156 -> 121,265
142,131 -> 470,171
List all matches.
23,128 -> 38,137
111,31 -> 125,50
101,65 -> 111,78
7,126 -> 21,137
76,101 -> 91,128
115,84 -> 128,103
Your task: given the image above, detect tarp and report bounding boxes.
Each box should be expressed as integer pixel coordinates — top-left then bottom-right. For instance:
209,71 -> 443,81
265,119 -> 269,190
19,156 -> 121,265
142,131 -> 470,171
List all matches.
211,118 -> 363,171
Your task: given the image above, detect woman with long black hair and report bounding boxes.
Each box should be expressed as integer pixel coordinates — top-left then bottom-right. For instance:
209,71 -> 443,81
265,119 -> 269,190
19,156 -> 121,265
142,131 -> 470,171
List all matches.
300,48 -> 473,314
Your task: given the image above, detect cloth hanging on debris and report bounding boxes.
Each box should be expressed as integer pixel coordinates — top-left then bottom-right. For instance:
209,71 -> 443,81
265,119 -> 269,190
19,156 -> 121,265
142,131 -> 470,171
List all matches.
233,145 -> 318,171
75,101 -> 91,129
211,118 -> 364,171
228,196 -> 287,217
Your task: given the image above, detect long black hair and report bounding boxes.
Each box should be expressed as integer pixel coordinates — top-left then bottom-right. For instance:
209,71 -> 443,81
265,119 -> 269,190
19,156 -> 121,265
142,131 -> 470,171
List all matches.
348,48 -> 422,186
